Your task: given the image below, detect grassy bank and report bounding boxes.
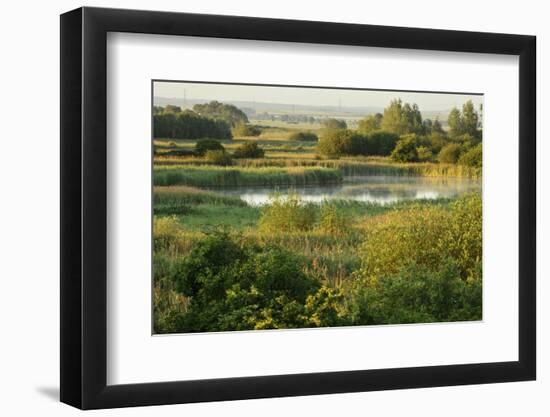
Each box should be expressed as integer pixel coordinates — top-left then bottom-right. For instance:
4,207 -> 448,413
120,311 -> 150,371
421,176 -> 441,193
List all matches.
153,165 -> 343,187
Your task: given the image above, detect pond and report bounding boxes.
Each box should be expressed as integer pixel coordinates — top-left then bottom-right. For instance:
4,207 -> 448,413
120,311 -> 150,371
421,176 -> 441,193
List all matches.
217,175 -> 482,206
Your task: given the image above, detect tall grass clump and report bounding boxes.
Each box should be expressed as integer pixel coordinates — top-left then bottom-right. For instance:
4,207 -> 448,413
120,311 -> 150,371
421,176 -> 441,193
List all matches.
258,192 -> 317,233
154,186 -> 247,215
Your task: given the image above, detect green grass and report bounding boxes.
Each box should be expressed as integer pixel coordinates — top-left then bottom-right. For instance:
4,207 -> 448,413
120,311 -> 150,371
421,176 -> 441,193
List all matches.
153,165 -> 343,187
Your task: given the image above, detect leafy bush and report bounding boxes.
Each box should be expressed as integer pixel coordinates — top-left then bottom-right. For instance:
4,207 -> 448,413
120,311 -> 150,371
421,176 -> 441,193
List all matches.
416,146 -> 433,162
365,131 -> 399,156
288,131 -> 319,142
349,259 -> 482,325
205,150 -> 233,166
322,118 -> 347,131
154,110 -> 232,140
459,143 -> 482,168
233,141 -> 265,158
161,148 -> 196,157
357,193 -> 482,281
232,123 -> 262,137
391,134 -> 420,162
317,129 -> 367,157
193,100 -> 249,127
170,231 -> 345,331
259,193 -> 316,233
438,143 -> 462,164
195,139 -> 225,156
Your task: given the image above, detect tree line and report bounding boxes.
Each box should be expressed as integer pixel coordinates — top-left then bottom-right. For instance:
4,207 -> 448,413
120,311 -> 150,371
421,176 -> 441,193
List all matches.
317,99 -> 482,167
153,100 -> 250,140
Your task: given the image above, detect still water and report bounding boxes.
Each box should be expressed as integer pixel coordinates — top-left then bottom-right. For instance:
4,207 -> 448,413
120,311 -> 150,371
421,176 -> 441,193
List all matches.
218,175 -> 481,206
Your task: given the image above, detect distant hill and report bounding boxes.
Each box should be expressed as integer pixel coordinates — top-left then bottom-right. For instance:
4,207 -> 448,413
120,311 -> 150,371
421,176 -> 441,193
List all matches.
154,96 -> 451,122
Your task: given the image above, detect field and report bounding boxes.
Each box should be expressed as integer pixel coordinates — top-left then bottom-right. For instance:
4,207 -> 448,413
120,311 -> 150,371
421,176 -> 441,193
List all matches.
152,114 -> 483,334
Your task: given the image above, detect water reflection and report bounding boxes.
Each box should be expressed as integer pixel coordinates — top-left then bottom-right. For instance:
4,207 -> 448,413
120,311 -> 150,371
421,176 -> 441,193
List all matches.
217,175 -> 481,206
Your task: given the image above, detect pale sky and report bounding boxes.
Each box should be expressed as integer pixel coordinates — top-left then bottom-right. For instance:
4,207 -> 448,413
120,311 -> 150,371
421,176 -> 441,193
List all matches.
153,81 -> 483,112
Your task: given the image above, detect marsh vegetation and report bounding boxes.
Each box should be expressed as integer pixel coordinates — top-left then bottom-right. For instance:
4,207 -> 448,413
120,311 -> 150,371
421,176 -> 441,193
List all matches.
152,92 -> 483,333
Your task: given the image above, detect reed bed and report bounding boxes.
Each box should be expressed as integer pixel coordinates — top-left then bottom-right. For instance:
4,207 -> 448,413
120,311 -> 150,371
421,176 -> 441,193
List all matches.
153,165 -> 343,187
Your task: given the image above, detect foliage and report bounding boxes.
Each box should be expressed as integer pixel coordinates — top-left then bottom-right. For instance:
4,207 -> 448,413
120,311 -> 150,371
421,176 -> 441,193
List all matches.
349,260 -> 482,325
169,231 -> 348,331
317,203 -> 351,236
205,150 -> 233,166
448,100 -> 481,139
438,143 -> 462,164
233,141 -> 265,159
357,193 -> 482,281
193,100 -> 249,127
232,122 -> 262,137
259,193 -> 317,233
459,143 -> 482,168
365,131 -> 400,156
154,109 -> 232,140
288,131 -> 319,142
390,134 -> 421,162
153,165 -> 342,187
381,99 -> 423,135
194,139 -> 225,156
357,113 -> 383,134
317,129 -> 367,157
416,146 -> 433,162
322,118 -> 347,131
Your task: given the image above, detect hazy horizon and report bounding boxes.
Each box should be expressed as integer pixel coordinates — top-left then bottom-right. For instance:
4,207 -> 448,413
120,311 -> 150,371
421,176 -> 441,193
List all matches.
153,81 -> 483,113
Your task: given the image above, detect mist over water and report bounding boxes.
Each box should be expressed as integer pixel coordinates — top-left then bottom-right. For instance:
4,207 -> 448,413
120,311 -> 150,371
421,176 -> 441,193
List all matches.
217,175 -> 481,206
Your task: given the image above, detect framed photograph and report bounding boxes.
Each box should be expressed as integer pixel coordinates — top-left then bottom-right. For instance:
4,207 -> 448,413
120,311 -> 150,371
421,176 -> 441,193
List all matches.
60,6 -> 536,409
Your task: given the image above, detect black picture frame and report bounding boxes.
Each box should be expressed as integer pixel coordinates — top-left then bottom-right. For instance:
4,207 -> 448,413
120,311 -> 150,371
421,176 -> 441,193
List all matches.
60,6 -> 536,410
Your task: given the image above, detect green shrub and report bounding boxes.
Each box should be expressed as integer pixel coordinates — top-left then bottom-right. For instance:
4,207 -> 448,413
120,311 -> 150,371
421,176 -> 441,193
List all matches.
365,131 -> 399,156
259,193 -> 316,233
288,131 -> 319,142
438,143 -> 462,163
349,259 -> 482,325
232,123 -> 262,137
391,134 -> 420,162
317,129 -> 367,157
416,146 -> 433,162
317,203 -> 351,236
205,150 -> 233,166
170,231 -> 347,331
459,143 -> 482,168
195,139 -> 225,156
233,141 -> 265,158
357,193 -> 482,281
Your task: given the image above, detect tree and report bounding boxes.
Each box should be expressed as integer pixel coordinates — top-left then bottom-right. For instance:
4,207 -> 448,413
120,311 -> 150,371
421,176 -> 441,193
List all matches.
322,118 -> 347,131
317,129 -> 367,157
164,104 -> 182,113
461,100 -> 480,138
153,109 -> 232,140
233,141 -> 265,158
381,99 -> 408,134
193,100 -> 249,127
458,143 -> 482,168
381,99 -> 424,135
432,118 -> 445,134
365,131 -> 399,156
288,131 -> 318,142
447,100 -> 481,139
195,139 -> 225,156
232,122 -> 261,137
358,113 -> 383,134
447,107 -> 463,136
390,134 -> 420,162
438,143 -> 462,163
